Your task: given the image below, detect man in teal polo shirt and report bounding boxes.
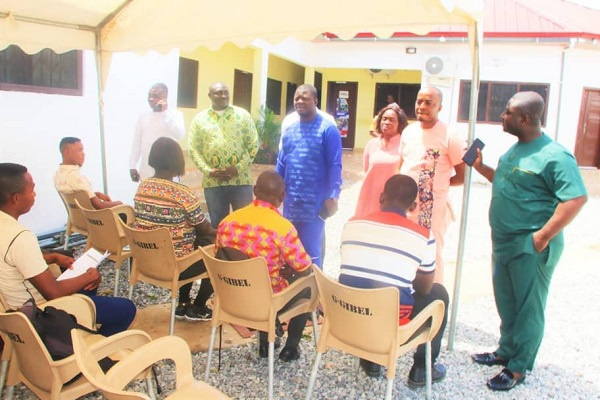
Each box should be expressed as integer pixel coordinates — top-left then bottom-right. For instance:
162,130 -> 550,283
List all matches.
471,91 -> 587,391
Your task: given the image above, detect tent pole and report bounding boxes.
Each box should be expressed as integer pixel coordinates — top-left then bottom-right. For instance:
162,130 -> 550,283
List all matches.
448,21 -> 482,351
94,31 -> 109,194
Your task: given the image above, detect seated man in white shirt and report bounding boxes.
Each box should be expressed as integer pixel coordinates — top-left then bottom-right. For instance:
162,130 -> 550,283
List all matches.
0,163 -> 135,336
54,137 -> 122,210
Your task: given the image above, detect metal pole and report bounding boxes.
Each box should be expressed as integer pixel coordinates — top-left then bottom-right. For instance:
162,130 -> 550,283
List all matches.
448,21 -> 481,351
94,31 -> 109,194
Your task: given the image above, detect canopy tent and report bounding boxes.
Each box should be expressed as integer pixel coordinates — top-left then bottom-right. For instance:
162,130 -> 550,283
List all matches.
0,0 -> 483,349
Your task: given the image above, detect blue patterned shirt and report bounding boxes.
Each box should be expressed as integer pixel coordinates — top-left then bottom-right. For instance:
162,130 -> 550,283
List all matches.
276,114 -> 342,222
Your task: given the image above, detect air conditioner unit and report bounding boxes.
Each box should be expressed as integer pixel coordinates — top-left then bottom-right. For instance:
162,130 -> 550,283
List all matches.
367,68 -> 395,77
422,56 -> 456,77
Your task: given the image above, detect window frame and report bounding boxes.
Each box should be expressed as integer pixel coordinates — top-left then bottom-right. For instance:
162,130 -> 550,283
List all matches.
0,46 -> 83,96
458,80 -> 550,126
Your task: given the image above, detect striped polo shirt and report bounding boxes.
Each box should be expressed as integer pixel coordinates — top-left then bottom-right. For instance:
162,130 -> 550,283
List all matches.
339,209 -> 436,324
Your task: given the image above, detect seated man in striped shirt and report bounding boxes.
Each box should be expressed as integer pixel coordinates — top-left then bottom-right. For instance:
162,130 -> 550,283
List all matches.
339,174 -> 449,386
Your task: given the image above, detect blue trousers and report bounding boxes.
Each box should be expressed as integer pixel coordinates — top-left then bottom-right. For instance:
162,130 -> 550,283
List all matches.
204,185 -> 253,228
80,291 -> 136,336
292,218 -> 325,269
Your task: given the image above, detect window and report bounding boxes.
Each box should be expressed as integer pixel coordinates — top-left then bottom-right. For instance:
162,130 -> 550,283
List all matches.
0,45 -> 82,96
177,57 -> 198,108
286,82 -> 297,114
266,78 -> 282,115
458,81 -> 549,125
374,83 -> 421,119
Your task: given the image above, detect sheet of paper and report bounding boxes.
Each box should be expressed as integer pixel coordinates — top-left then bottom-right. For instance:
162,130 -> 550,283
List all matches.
56,248 -> 109,281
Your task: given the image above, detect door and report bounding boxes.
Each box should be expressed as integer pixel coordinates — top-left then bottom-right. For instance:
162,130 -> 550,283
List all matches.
233,69 -> 252,112
327,82 -> 358,149
574,89 -> 600,168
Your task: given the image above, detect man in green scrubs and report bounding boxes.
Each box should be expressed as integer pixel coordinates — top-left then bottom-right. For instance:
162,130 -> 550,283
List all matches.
470,91 -> 587,391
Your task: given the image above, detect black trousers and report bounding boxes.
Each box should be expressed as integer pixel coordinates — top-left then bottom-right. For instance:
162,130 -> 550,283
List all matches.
177,234 -> 214,308
411,283 -> 449,367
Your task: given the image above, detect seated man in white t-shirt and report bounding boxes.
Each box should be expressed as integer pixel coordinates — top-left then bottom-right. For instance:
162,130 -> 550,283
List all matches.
0,163 -> 135,336
54,137 -> 122,210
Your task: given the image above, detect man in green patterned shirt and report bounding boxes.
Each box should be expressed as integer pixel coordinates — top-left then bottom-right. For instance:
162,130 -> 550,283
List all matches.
189,82 -> 259,227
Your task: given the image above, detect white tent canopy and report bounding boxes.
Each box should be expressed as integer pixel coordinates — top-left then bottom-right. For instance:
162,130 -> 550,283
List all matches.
1,0 -> 482,53
1,0 -> 483,349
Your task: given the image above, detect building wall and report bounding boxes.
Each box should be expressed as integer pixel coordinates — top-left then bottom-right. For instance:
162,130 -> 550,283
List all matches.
319,68 -> 421,149
0,50 -> 102,235
267,54 -> 305,122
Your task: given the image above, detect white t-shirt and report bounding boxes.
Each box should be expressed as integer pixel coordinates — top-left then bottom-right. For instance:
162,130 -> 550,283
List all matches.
54,164 -> 95,199
129,109 -> 185,180
0,211 -> 47,309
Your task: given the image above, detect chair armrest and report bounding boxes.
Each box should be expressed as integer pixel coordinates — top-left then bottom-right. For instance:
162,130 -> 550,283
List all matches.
87,329 -> 152,358
105,335 -> 194,389
397,300 -> 445,344
272,272 -> 318,310
176,248 -> 204,273
111,205 -> 135,225
42,294 -> 97,329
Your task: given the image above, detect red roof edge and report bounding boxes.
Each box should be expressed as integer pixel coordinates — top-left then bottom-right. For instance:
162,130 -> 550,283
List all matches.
323,31 -> 600,40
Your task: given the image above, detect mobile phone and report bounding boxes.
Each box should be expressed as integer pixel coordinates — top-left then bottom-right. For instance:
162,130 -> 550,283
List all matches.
462,138 -> 485,166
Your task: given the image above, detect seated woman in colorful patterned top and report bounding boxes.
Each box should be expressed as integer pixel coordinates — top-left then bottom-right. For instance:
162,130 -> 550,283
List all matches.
133,137 -> 215,321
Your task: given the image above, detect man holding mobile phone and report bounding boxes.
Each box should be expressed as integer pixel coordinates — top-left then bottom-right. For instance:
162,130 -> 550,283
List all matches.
129,83 -> 185,182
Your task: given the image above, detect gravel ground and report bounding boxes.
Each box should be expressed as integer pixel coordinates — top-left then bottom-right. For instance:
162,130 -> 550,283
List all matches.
8,151 -> 600,399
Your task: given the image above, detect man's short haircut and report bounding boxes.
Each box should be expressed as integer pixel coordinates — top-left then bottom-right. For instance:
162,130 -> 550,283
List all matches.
420,86 -> 443,103
59,137 -> 81,153
0,163 -> 28,206
383,174 -> 418,209
148,137 -> 185,176
151,82 -> 168,95
297,84 -> 318,99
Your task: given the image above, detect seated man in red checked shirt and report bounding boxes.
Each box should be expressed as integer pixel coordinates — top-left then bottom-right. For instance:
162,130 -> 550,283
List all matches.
216,170 -> 312,362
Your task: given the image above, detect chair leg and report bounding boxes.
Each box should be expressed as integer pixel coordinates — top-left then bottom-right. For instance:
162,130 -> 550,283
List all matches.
146,377 -> 155,400
268,341 -> 274,400
128,282 -> 134,299
305,352 -> 322,400
114,267 -> 121,297
0,359 -> 8,396
205,326 -> 217,382
385,378 -> 393,400
63,235 -> 70,250
425,341 -> 432,400
5,384 -> 14,400
169,298 -> 176,336
310,311 -> 319,347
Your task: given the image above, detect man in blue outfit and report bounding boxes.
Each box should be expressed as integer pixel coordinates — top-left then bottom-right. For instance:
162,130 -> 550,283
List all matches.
276,84 -> 342,269
471,91 -> 587,391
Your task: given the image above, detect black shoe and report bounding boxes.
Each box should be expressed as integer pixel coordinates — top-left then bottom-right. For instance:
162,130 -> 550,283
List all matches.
279,346 -> 300,362
175,302 -> 188,320
359,358 -> 381,378
487,368 -> 525,391
407,363 -> 447,387
184,305 -> 212,322
472,352 -> 508,367
258,337 -> 281,358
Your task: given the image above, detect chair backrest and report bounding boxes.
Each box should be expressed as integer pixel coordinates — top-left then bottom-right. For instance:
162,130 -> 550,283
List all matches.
312,266 -> 400,357
120,223 -> 180,283
200,245 -> 274,323
58,190 -> 93,235
77,200 -> 130,254
0,312 -> 56,392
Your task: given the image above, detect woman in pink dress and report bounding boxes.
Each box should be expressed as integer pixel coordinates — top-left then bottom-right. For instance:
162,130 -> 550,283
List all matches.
355,105 -> 408,218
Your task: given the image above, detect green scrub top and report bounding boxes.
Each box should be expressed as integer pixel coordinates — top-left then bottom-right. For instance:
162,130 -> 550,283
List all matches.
489,133 -> 587,254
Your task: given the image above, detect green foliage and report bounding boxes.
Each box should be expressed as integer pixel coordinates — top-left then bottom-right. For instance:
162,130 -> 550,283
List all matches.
254,105 -> 281,165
